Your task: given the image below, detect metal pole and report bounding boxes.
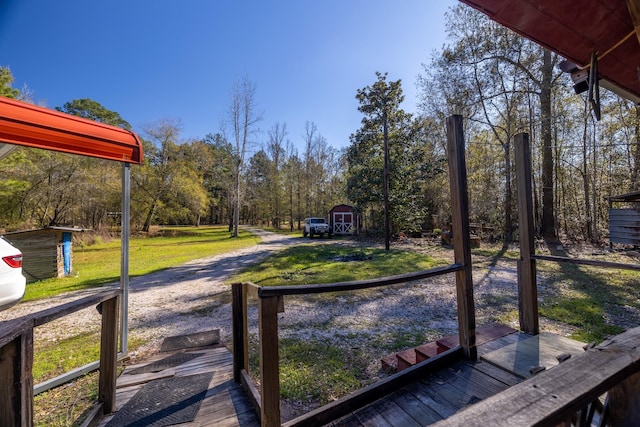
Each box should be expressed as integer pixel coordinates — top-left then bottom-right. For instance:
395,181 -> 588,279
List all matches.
120,163 -> 131,354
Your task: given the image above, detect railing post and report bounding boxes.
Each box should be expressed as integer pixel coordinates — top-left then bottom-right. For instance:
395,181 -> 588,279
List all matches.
232,283 -> 249,382
514,132 -> 539,334
259,295 -> 281,427
98,295 -> 120,414
0,319 -> 34,427
446,115 -> 477,360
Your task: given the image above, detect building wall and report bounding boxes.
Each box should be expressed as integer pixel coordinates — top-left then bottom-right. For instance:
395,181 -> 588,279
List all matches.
609,208 -> 640,245
7,230 -> 63,282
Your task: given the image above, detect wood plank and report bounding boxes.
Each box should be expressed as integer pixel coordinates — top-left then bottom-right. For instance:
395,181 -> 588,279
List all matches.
481,333 -> 585,379
432,325 -> 640,427
514,132 -> 539,335
258,264 -> 464,297
532,254 -> 640,272
326,415 -> 363,427
98,295 -> 119,414
434,363 -> 509,397
373,398 -> 421,427
446,114 -> 477,360
464,360 -> 522,387
192,387 -> 239,426
98,345 -> 259,427
28,289 -> 121,327
476,332 -> 532,356
420,377 -> 478,418
388,389 -> 442,424
116,369 -> 175,388
404,381 -> 456,420
353,404 -> 394,427
259,295 -> 281,427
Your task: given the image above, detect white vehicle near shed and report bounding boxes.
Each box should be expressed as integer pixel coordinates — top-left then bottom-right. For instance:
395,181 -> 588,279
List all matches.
0,236 -> 26,312
303,217 -> 332,239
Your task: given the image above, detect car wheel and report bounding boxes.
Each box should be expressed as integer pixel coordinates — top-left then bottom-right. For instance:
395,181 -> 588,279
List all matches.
303,230 -> 307,237
310,229 -> 314,238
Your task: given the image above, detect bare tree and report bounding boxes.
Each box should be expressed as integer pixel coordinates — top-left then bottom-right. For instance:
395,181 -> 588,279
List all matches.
226,76 -> 261,237
266,123 -> 287,229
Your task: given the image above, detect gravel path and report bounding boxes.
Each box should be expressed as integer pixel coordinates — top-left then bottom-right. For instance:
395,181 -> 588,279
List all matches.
0,228 -> 304,360
1,229 -> 573,364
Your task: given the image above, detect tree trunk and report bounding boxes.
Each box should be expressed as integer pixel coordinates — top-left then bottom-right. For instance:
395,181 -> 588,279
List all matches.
504,141 -> 513,245
233,165 -> 240,237
582,101 -> 593,241
540,49 -> 555,238
633,105 -> 640,189
142,198 -> 158,232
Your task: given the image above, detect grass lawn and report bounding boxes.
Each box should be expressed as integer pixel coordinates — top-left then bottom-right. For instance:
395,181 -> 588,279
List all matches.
230,243 -> 445,286
25,226 -> 260,301
229,243 -> 448,407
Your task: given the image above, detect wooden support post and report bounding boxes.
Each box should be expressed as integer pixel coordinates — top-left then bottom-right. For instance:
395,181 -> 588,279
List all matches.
232,283 -> 249,382
608,370 -> 640,426
98,295 -> 120,414
514,133 -> 539,335
259,296 -> 281,427
446,115 -> 477,360
0,320 -> 34,427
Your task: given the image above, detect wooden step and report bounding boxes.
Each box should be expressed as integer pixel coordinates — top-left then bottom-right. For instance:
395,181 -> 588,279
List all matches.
396,348 -> 417,371
380,323 -> 519,373
415,342 -> 439,363
435,323 -> 518,351
476,323 -> 518,345
436,334 -> 459,352
381,354 -> 397,373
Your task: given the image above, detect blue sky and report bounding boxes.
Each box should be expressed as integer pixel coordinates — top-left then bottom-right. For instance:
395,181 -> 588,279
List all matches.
0,1 -> 456,152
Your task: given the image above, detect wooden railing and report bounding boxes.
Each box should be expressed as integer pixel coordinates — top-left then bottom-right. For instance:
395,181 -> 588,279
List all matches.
231,264 -> 466,427
0,289 -> 121,426
432,325 -> 640,426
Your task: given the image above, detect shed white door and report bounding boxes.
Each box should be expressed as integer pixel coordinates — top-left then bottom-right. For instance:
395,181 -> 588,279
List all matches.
333,212 -> 354,234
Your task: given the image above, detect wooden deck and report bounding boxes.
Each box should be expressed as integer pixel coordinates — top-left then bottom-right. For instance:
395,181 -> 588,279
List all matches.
324,331 -> 586,426
94,328 -> 587,427
97,338 -> 259,427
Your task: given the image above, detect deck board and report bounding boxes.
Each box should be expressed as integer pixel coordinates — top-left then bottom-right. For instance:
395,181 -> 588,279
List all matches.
480,332 -> 585,378
96,328 -> 580,427
388,388 -> 442,425
330,331 -> 529,426
97,345 -> 259,427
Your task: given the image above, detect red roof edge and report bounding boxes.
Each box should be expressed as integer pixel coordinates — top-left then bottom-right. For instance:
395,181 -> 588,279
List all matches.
0,96 -> 143,164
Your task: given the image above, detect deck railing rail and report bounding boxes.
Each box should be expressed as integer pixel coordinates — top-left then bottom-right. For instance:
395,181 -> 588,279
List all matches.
0,289 -> 121,426
232,264 -> 468,427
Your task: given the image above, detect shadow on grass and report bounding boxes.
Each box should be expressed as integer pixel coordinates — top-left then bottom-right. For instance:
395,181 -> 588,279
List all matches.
538,237 -> 636,343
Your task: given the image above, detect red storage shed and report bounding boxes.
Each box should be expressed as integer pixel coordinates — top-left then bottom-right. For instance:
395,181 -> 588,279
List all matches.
329,204 -> 359,236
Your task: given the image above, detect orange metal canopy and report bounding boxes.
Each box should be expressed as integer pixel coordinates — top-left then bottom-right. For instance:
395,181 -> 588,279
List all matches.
459,0 -> 640,103
0,96 -> 143,164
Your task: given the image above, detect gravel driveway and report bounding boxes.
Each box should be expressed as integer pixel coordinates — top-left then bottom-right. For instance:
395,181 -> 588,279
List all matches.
1,228 -> 574,365
0,228 -> 303,360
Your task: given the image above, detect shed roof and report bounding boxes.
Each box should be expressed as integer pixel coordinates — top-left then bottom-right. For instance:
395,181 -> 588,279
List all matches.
459,0 -> 640,103
0,96 -> 143,164
5,226 -> 91,236
608,189 -> 640,202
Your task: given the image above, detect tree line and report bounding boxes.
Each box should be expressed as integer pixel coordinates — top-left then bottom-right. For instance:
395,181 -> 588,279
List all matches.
1,4 -> 639,244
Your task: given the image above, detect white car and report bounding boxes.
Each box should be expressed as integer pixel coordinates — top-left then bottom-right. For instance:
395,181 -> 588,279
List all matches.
0,237 -> 26,311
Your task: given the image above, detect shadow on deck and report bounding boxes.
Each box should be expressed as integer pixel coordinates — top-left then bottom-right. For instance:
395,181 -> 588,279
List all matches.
327,330 -> 587,426
95,325 -> 590,427
97,330 -> 259,427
